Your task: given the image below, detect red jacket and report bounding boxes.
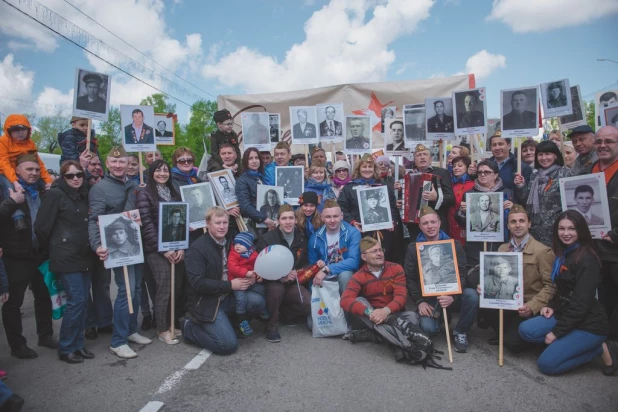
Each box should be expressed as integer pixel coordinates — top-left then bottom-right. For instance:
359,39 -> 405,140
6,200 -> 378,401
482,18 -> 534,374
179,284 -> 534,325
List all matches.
340,261 -> 407,316
228,248 -> 257,281
448,179 -> 474,246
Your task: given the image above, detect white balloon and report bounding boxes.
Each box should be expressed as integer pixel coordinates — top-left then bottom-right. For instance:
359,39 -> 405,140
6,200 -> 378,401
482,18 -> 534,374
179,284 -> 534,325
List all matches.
254,245 -> 294,280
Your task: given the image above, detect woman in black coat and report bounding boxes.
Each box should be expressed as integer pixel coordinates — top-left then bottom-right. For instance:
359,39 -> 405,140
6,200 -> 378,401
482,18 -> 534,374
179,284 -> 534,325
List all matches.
35,160 -> 95,364
519,210 -> 617,375
136,160 -> 185,345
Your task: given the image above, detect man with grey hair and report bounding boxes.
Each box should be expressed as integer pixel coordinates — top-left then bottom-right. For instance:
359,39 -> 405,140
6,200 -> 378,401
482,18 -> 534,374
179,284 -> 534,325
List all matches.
319,106 -> 342,137
292,109 -> 317,139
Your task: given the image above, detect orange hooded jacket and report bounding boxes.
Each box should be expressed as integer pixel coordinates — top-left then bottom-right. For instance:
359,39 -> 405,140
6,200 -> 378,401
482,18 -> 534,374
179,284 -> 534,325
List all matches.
0,114 -> 52,184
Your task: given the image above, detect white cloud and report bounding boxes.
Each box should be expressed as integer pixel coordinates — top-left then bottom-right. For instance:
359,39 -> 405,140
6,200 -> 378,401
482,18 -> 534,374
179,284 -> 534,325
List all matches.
487,0 -> 618,33
464,50 -> 506,80
202,0 -> 435,94
34,87 -> 74,116
0,54 -> 35,115
0,2 -> 59,52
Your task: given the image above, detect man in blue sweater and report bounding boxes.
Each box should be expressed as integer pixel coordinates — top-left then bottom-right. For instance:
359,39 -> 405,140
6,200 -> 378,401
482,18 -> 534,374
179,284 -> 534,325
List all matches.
485,134 -> 532,192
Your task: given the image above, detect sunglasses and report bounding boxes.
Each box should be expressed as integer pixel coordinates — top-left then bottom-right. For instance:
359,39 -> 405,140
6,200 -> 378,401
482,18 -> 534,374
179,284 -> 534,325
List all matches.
64,172 -> 85,180
335,168 -> 348,173
477,170 -> 495,176
8,125 -> 29,133
177,158 -> 194,165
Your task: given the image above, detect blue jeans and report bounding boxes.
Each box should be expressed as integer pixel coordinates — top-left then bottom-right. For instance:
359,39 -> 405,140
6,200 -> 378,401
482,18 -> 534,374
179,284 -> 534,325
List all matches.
418,288 -> 479,336
183,294 -> 265,355
58,272 -> 92,355
234,283 -> 265,315
111,264 -> 142,348
335,270 -> 354,295
86,262 -> 113,329
519,315 -> 606,375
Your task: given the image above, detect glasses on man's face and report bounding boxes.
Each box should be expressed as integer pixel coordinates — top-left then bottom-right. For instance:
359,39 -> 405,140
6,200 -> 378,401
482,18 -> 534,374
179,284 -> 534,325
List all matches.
64,172 -> 85,180
477,170 -> 494,176
177,158 -> 194,165
594,139 -> 618,146
363,248 -> 385,256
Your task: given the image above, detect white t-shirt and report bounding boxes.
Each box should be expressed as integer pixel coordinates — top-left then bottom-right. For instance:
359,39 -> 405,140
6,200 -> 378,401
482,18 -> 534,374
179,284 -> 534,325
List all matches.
326,231 -> 341,264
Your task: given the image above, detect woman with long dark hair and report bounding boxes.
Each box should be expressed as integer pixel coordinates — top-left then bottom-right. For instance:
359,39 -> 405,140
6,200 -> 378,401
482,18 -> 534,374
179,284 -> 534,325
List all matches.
295,191 -> 323,238
136,160 -> 185,345
236,147 -> 276,231
519,210 -> 617,375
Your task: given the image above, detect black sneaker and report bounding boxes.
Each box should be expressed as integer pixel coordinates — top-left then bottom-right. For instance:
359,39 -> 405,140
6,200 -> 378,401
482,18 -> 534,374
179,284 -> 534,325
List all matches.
603,340 -> 618,376
454,333 -> 469,353
141,315 -> 153,331
349,329 -> 376,343
97,325 -> 113,334
37,335 -> 59,349
84,328 -> 98,340
11,345 -> 38,359
266,331 -> 281,343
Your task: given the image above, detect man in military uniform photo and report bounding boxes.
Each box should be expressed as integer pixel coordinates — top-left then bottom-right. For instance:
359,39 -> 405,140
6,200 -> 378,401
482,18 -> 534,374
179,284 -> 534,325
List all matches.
457,92 -> 484,128
346,117 -> 370,150
76,73 -> 107,114
503,90 -> 536,130
427,100 -> 454,133
469,194 -> 500,232
362,190 -> 389,225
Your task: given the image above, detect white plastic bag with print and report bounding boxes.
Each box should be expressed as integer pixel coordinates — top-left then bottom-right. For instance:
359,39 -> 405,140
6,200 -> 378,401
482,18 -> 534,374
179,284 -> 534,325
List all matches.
311,281 -> 348,338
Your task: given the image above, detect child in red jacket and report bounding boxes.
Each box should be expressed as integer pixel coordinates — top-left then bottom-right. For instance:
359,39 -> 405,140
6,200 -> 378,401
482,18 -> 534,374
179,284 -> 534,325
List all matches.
228,232 -> 268,336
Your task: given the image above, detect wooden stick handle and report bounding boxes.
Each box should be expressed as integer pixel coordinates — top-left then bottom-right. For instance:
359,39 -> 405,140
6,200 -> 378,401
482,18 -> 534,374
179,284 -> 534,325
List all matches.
517,137 -> 522,175
305,145 -> 309,167
122,266 -> 134,314
443,307 -> 453,364
499,309 -> 504,367
86,119 -> 92,155
170,262 -> 175,336
138,152 -> 145,186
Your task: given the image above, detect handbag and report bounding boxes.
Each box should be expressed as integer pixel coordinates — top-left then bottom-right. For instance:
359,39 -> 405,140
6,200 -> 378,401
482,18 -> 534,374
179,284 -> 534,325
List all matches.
38,260 -> 67,320
311,281 -> 348,338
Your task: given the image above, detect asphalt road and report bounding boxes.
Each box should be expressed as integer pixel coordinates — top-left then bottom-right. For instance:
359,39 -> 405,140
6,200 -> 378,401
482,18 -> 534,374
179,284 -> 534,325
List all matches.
1,289 -> 616,412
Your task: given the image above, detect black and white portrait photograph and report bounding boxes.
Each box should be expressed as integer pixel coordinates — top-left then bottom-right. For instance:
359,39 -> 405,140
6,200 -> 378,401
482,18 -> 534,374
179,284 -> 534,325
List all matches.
344,116 -> 372,153
73,68 -> 111,121
466,192 -> 504,243
275,166 -> 304,205
559,173 -> 611,239
559,85 -> 587,131
158,202 -> 189,252
416,240 -> 461,296
541,79 -> 573,118
500,87 -> 539,138
425,97 -> 455,141
356,186 -> 393,232
453,87 -> 488,135
269,113 -> 281,145
241,112 -> 271,151
380,106 -> 396,133
179,182 -> 217,230
256,185 -> 284,228
602,103 -> 618,128
290,106 -> 319,144
120,105 -> 156,153
98,212 -> 144,269
479,252 -> 523,310
403,104 -> 426,144
595,89 -> 618,129
317,103 -> 344,142
154,114 -> 175,146
384,117 -> 407,154
207,169 -> 239,210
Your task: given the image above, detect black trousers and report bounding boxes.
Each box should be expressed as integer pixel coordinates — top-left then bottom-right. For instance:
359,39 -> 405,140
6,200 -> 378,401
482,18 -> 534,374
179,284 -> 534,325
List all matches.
481,308 -> 535,353
2,255 -> 53,349
599,261 -> 618,340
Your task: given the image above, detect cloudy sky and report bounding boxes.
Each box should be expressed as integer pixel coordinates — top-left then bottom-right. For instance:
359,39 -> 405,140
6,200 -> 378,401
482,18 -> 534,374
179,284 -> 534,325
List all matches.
0,0 -> 616,122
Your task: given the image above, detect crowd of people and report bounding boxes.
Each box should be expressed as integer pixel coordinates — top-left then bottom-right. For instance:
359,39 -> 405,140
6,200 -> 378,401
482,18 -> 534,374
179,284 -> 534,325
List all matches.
0,108 -> 617,410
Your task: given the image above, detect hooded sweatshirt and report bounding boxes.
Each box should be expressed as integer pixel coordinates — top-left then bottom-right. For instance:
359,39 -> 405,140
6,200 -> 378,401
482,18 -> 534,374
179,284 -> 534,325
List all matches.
0,114 -> 53,184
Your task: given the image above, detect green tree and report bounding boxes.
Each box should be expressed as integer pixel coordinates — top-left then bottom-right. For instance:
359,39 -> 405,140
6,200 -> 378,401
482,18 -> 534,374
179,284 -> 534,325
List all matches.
585,100 -> 596,130
182,99 -> 217,161
31,111 -> 71,154
98,106 -> 122,158
140,93 -> 176,113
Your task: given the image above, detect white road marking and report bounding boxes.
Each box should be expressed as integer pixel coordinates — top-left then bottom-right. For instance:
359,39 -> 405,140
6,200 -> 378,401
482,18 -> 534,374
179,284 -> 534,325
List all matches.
139,401 -> 164,412
184,349 -> 212,370
152,348 -> 213,397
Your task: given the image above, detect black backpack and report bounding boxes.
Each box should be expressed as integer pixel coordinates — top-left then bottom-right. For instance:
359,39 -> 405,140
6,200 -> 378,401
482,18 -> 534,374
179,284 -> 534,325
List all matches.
388,317 -> 452,370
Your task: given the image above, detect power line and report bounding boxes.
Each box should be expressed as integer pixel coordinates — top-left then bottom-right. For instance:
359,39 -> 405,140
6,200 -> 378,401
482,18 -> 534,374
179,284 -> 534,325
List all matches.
1,0 -> 212,109
61,0 -> 216,100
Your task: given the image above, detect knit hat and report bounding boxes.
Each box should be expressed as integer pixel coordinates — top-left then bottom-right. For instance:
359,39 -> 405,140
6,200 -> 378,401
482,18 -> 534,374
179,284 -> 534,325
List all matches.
214,109 -> 232,124
333,160 -> 350,172
299,191 -> 318,206
16,153 -> 38,165
279,204 -> 294,215
376,155 -> 390,164
419,206 -> 438,219
234,232 -> 254,249
360,236 -> 379,253
508,204 -> 528,218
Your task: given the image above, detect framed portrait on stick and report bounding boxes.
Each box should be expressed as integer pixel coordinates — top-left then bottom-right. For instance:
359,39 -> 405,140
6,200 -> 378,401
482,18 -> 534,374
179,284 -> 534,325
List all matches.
73,68 -> 111,121
416,240 -> 462,297
290,106 -> 319,144
356,186 -> 393,232
207,169 -> 239,210
180,182 -> 217,230
269,113 -> 281,146
154,114 -> 175,146
425,97 -> 455,141
500,87 -> 539,138
559,173 -> 611,239
344,116 -> 372,153
466,192 -> 504,243
541,79 -> 573,118
256,185 -> 284,228
158,202 -> 189,252
479,252 -> 523,311
275,166 -> 304,205
241,112 -> 271,151
316,103 -> 344,142
120,105 -> 156,152
453,87 -> 488,136
384,117 -> 407,154
98,211 -> 144,269
403,103 -> 426,145
559,85 -> 587,131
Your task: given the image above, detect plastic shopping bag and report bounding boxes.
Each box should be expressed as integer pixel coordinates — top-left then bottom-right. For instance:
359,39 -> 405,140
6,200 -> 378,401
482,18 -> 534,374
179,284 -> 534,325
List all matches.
311,281 -> 348,338
39,260 -> 67,320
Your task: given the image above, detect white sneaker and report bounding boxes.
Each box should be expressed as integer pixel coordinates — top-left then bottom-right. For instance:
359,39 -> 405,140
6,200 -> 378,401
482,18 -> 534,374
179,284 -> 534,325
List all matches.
110,344 -> 137,359
128,333 -> 152,345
